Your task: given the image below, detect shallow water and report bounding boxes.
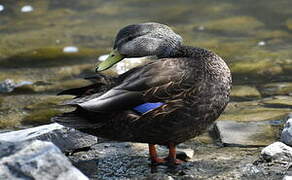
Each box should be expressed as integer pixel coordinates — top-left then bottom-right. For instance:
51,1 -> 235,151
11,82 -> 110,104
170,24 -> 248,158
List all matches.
0,0 -> 291,130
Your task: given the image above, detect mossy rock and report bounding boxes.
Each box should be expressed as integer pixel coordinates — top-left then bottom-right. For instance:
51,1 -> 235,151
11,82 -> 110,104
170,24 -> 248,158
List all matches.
219,100 -> 291,122
261,96 -> 292,109
24,96 -> 72,110
22,109 -> 62,125
0,47 -> 106,68
230,59 -> 283,84
0,96 -> 3,106
231,85 -> 261,101
200,16 -> 264,35
12,78 -> 91,94
258,82 -> 292,96
286,18 -> 292,30
256,30 -> 292,39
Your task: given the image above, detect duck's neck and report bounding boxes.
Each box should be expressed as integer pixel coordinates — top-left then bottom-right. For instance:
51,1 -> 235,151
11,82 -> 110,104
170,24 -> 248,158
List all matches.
158,45 -> 207,59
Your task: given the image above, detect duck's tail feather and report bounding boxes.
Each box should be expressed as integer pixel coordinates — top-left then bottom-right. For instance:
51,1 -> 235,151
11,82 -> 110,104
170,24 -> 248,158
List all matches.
57,83 -> 103,96
58,73 -> 117,97
51,109 -> 105,129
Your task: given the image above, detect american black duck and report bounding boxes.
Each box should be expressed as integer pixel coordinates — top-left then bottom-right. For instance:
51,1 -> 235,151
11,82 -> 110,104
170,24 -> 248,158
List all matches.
53,22 -> 232,165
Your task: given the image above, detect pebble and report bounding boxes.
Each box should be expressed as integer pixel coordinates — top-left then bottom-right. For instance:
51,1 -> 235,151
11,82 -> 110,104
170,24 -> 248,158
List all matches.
63,46 -> 79,53
257,41 -> 266,46
21,5 -> 34,13
197,26 -> 205,31
0,5 -> 4,12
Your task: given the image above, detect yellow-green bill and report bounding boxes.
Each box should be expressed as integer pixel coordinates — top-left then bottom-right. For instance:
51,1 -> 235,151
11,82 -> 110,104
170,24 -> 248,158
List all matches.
96,49 -> 124,72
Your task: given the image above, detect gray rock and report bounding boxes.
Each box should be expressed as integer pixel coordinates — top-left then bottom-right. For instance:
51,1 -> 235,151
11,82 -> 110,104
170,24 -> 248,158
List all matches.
0,140 -> 88,180
281,113 -> 292,146
214,120 -> 278,147
0,123 -> 98,152
261,141 -> 292,162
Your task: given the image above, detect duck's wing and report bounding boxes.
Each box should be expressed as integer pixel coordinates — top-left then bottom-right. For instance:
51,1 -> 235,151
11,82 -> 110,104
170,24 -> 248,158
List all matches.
78,58 -> 189,112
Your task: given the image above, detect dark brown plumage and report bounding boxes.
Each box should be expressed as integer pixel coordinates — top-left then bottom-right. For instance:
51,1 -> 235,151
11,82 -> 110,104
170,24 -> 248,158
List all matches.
52,22 -> 232,165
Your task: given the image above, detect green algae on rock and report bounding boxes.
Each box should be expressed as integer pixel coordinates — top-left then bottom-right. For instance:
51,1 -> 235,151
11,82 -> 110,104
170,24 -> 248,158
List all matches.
198,16 -> 264,35
261,96 -> 292,109
258,83 -> 292,96
219,99 -> 291,122
13,79 -> 91,94
231,85 -> 261,101
286,19 -> 292,30
22,109 -> 63,126
0,47 -> 105,68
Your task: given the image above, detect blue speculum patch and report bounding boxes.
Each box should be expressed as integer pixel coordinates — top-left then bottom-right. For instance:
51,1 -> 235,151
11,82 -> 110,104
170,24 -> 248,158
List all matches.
133,102 -> 164,114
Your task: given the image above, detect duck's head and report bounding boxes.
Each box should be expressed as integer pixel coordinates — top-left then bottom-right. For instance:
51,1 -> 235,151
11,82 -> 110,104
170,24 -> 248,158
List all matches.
96,22 -> 183,72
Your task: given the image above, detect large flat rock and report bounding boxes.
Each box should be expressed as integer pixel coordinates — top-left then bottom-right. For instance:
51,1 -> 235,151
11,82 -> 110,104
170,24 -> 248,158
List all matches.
0,140 -> 88,180
214,120 -> 279,147
0,123 -> 98,152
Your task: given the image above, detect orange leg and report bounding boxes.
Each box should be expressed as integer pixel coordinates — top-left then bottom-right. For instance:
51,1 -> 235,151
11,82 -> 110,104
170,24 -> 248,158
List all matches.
148,144 -> 166,164
148,143 -> 183,165
165,143 -> 183,165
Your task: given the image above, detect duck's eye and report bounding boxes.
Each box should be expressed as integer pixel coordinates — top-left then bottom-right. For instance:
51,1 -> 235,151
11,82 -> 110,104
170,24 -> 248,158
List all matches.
126,36 -> 136,41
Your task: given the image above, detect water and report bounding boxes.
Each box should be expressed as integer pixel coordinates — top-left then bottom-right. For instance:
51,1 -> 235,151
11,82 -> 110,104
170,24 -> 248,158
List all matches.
0,0 -> 291,129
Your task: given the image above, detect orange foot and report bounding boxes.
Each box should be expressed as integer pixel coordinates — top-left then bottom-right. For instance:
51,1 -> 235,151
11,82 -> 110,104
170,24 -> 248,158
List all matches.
151,157 -> 167,165
164,157 -> 184,165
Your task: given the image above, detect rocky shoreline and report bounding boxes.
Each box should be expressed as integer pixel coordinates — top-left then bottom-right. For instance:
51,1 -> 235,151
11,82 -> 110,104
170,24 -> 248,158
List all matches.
0,114 -> 292,180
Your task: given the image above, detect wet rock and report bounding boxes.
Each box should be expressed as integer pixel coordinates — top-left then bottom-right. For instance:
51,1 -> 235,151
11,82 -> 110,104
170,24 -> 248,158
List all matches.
219,99 -> 291,122
0,47 -> 104,68
142,173 -> 174,180
14,78 -> 91,94
261,96 -> 292,109
200,16 -> 264,35
281,113 -> 292,146
230,60 -> 283,84
0,140 -> 88,180
214,120 -> 279,147
286,18 -> 292,30
0,79 -> 33,93
231,85 -> 261,100
261,142 -> 292,162
258,83 -> 292,96
0,123 -> 98,152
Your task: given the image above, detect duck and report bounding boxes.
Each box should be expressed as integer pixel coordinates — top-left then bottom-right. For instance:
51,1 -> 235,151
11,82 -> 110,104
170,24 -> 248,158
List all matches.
52,22 -> 232,165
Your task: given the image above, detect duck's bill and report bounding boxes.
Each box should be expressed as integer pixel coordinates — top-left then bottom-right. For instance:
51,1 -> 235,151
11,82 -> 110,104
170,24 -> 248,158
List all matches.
96,49 -> 125,72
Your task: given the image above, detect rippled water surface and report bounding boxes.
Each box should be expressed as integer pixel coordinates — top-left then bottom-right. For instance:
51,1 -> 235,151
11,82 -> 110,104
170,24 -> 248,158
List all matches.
0,0 -> 292,130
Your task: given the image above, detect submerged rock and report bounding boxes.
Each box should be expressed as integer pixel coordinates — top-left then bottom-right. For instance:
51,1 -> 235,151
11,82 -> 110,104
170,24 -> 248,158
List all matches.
0,79 -> 33,93
0,140 -> 88,180
258,83 -> 292,96
0,123 -> 97,152
200,16 -> 264,35
230,85 -> 261,100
